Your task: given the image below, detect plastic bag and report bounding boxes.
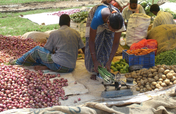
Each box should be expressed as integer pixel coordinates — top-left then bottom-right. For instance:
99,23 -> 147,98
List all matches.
130,39 -> 158,54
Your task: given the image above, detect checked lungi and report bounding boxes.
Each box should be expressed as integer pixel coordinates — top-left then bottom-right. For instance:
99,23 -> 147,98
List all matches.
15,46 -> 74,73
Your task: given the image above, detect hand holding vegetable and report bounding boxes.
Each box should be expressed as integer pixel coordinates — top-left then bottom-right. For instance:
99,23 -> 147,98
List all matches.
105,62 -> 111,72
94,61 -> 102,73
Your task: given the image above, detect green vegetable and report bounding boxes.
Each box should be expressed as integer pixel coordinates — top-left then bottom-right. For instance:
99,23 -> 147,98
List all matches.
139,0 -> 154,17
155,49 -> 176,65
70,11 -> 88,23
163,8 -> 176,19
98,66 -> 114,83
110,59 -> 129,73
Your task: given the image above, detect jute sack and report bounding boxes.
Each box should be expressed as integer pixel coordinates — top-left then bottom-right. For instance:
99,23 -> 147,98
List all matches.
22,31 -> 49,43
147,24 -> 176,55
126,13 -> 151,46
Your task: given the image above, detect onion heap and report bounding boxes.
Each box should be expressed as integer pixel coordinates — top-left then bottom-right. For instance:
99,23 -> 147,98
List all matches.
0,36 -> 45,63
0,63 -> 68,112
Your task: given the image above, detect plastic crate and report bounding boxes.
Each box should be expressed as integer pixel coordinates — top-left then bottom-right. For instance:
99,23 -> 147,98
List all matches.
122,50 -> 155,68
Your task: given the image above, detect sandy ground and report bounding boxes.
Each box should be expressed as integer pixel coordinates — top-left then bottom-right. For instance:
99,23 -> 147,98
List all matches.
0,0 -> 101,13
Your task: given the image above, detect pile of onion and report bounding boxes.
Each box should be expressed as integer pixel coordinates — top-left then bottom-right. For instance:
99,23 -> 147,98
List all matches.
0,36 -> 45,63
0,63 -> 68,112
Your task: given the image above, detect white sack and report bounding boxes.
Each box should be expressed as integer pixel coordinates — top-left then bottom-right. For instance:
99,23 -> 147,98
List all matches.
126,13 -> 151,46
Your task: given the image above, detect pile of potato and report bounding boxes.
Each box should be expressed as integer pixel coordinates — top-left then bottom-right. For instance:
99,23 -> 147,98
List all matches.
125,65 -> 176,93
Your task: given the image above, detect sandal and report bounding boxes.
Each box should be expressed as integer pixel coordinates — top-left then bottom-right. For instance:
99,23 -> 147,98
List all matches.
9,59 -> 16,65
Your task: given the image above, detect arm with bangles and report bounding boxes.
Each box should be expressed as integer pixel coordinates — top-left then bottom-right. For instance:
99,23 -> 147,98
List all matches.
89,8 -> 111,73
105,32 -> 121,71
89,28 -> 101,73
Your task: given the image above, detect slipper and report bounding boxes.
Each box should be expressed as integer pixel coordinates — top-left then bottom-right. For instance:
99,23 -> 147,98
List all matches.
90,74 -> 97,80
9,59 -> 16,65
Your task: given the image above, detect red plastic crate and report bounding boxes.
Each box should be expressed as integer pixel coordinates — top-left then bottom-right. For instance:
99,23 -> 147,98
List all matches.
122,50 -> 155,68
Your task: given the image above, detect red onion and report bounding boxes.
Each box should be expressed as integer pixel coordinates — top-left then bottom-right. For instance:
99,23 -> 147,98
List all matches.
0,64 -> 67,111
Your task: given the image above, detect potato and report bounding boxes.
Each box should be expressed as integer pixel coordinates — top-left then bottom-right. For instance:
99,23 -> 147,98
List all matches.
173,68 -> 176,72
158,81 -> 162,85
170,65 -> 175,70
125,74 -> 131,78
148,73 -> 153,77
143,74 -> 148,77
165,66 -> 170,70
144,79 -> 148,83
150,68 -> 157,73
148,78 -> 153,83
136,73 -> 140,76
156,65 -> 161,68
131,72 -> 137,78
139,85 -> 144,89
143,88 -> 147,92
152,72 -> 158,77
137,82 -> 141,86
152,82 -> 157,86
171,76 -> 176,82
146,82 -> 150,85
158,68 -> 164,73
134,76 -> 138,79
161,64 -> 166,68
166,73 -> 173,79
155,88 -> 159,91
158,73 -> 164,78
155,84 -> 161,88
172,73 -> 176,76
162,75 -> 166,80
140,89 -> 144,93
169,82 -> 173,86
173,80 -> 176,84
154,75 -> 159,81
161,83 -> 167,87
146,86 -> 152,91
164,79 -> 170,85
140,80 -> 145,85
169,70 -> 175,73
151,85 -> 156,89
164,69 -> 170,75
137,78 -> 141,81
138,76 -> 142,79
158,78 -> 163,82
152,78 -> 156,82
152,66 -> 158,69
136,87 -> 140,91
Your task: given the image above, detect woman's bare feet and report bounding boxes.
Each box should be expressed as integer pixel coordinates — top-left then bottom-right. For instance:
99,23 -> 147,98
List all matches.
34,65 -> 49,71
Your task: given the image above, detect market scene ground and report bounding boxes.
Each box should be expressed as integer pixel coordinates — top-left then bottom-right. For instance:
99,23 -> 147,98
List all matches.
0,0 -> 176,114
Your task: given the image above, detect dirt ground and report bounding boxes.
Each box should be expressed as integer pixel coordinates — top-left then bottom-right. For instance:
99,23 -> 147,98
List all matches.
0,0 -> 100,13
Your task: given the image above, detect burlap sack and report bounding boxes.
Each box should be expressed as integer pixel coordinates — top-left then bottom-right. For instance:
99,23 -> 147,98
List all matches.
147,24 -> 176,55
22,31 -> 49,43
129,93 -> 176,114
44,29 -> 57,35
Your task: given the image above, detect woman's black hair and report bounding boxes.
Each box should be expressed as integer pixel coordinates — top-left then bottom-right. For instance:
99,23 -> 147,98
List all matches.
130,0 -> 138,4
106,4 -> 124,30
108,13 -> 124,30
150,4 -> 160,12
59,14 -> 70,26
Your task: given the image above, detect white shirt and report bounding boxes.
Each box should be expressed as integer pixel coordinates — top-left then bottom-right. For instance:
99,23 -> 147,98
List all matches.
152,11 -> 175,29
122,4 -> 146,21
